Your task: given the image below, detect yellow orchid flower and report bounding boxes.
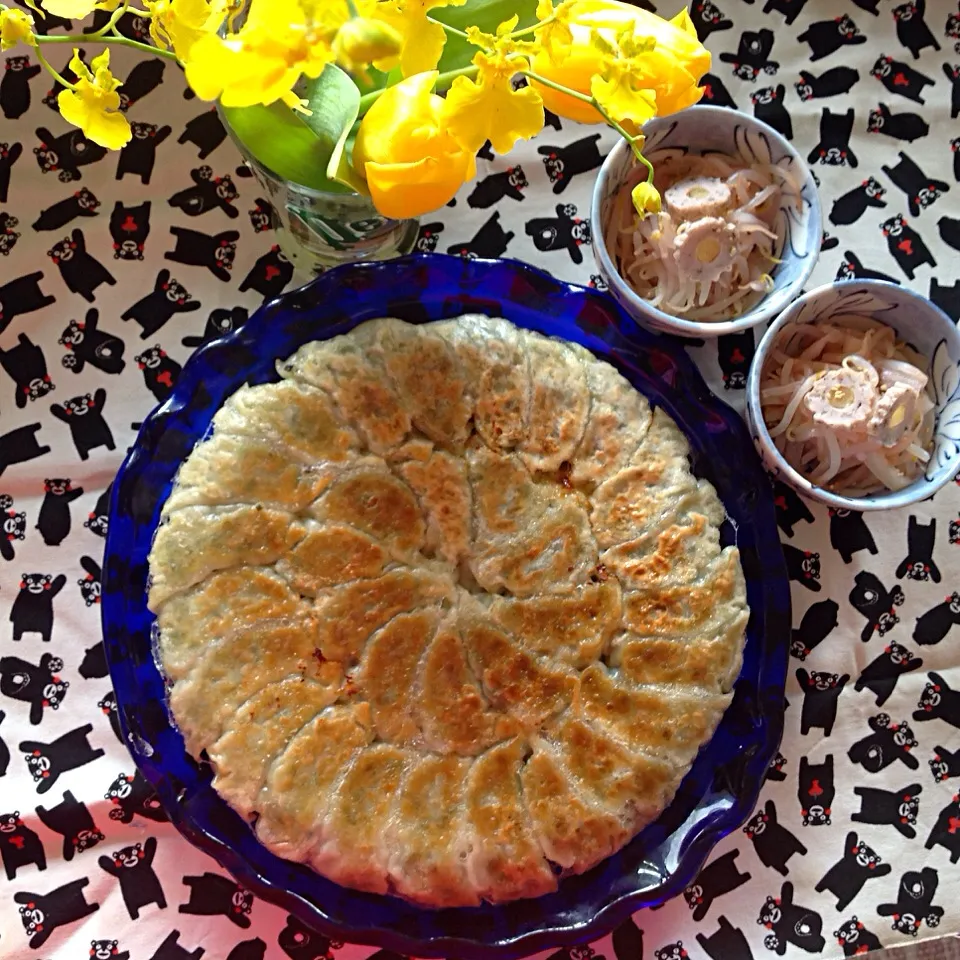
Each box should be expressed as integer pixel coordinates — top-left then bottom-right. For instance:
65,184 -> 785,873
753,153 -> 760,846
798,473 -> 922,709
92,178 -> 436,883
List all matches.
353,70 -> 476,218
372,0 -> 467,77
333,15 -> 402,77
146,0 -> 228,63
0,6 -> 36,49
535,0 -> 573,63
589,57 -> 656,130
631,179 -> 660,215
37,0 -> 119,18
57,48 -> 131,148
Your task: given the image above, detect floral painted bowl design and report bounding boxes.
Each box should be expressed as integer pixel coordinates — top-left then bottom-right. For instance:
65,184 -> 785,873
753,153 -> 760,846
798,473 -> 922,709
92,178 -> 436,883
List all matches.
746,280 -> 960,511
591,105 -> 822,338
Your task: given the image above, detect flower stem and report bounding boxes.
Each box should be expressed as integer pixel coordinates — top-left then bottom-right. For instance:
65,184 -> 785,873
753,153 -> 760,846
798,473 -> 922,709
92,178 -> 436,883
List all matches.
35,33 -> 178,60
427,16 -> 471,40
521,69 -> 592,104
89,0 -> 129,39
356,63 -> 478,114
590,98 -> 655,180
510,16 -> 554,38
33,42 -> 74,91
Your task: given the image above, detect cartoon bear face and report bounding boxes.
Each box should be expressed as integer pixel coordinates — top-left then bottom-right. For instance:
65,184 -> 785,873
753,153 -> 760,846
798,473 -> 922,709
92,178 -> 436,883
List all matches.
91,940 -> 120,960
803,803 -> 831,827
3,509 -> 26,543
917,679 -> 944,713
231,888 -> 254,918
98,692 -> 116,717
45,479 -> 73,496
950,518 -> 960,544
0,812 -> 23,833
654,943 -> 687,960
61,394 -> 96,417
867,110 -> 886,133
890,913 -> 921,935
892,720 -> 918,751
683,883 -> 704,909
871,56 -> 894,80
899,792 -> 919,824
76,188 -> 100,212
215,175 -> 239,204
75,827 -> 105,853
882,214 -> 908,237
810,671 -> 841,691
22,375 -> 54,402
912,185 -> 943,211
508,165 -> 528,190
541,151 -> 565,186
751,86 -> 781,105
699,1 -> 726,24
134,346 -> 166,371
19,902 -> 45,938
105,773 -> 135,804
114,238 -> 143,261
214,238 -> 236,270
110,843 -> 144,869
950,592 -> 960,615
892,1 -> 918,20
47,236 -> 77,264
801,552 -> 821,579
58,320 -> 86,348
161,276 -> 192,305
836,13 -> 860,37
885,641 -> 915,666
758,895 -> 781,927
130,122 -> 159,140
743,809 -> 770,837
79,572 -> 100,607
5,56 -> 30,72
25,749 -> 51,783
930,754 -> 952,783
852,840 -> 883,870
20,573 -> 54,595
834,918 -> 865,945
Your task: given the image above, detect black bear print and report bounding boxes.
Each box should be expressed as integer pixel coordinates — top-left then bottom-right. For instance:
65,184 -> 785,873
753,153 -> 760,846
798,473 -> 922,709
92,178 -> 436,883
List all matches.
767,752 -> 788,782
467,165 -> 528,208
239,244 -> 294,299
867,103 -> 929,142
683,849 -> 751,921
836,250 -> 900,285
414,221 -> 444,253
525,203 -> 592,264
700,72 -> 738,109
60,308 -> 126,376
782,544 -> 821,592
913,591 -> 960,645
0,424 -> 51,478
756,881 -> 825,956
717,329 -> 755,390
545,947 -> 602,960
808,108 -> 857,167
830,178 -> 886,226
653,941 -> 686,960
116,122 -> 172,184
51,389 -> 115,462
896,515 -> 939,581
149,930 -> 205,960
925,794 -> 960,863
135,346 -> 182,403
15,877 -> 99,949
799,754 -> 835,825
953,137 -> 960,183
85,485 -> 111,539
0,709 -> 8,776
109,200 -> 151,261
116,58 -> 165,111
696,916 -> 753,960
10,573 -> 66,643
930,744 -> 960,783
877,867 -> 943,935
0,209 -> 20,255
883,151 -> 950,216
539,135 -> 605,196
278,913 -> 340,960
477,139 -> 495,162
690,1 -> 733,39
248,197 -> 275,232
79,640 -> 107,679
853,782 -> 922,838
179,107 -> 227,159
913,671 -> 960,728
855,641 -> 923,706
816,832 -> 891,911
48,229 -> 116,303
91,941 -> 131,960
0,811 -> 46,879
931,278 -> 960,321
33,187 -> 101,232
0,652 -> 68,725
743,799 -> 807,875
0,140 -> 22,202
169,165 -> 241,218
35,789 -> 104,860
182,305 -> 248,349
946,64 -> 960,119
949,4 -> 960,53
773,479 -> 814,538
85,7 -> 151,39
795,66 -> 860,101
939,213 -> 960,251
0,271 -> 56,336
797,671 -> 849,736
610,916 -> 643,960
98,691 -> 123,742
1,55 -> 41,120
750,84 -> 792,140
78,555 -> 101,607
227,939 -> 267,960
100,836 -> 166,919
180,872 -> 254,927
165,226 -> 239,282
833,916 -> 883,956
34,126 -> 107,182
849,570 -> 904,641
1,494 -> 27,562
449,211 -> 516,259
719,29 -> 779,81
871,55 -> 935,104
848,713 -> 920,773
799,15 -> 866,61
122,269 -> 201,339
588,274 -> 608,291
0,333 -> 54,409
105,769 -> 168,823
20,724 -> 105,793
829,509 -> 877,563
761,0 -> 808,26
36,478 -> 83,547
893,0 -> 940,59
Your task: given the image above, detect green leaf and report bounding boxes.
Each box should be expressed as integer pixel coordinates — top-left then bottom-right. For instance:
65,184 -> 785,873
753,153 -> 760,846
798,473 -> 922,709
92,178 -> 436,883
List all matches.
327,121 -> 369,196
432,0 -> 539,73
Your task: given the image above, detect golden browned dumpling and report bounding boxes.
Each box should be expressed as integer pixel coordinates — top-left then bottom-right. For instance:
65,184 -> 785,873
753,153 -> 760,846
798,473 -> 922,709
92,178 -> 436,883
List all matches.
148,315 -> 748,907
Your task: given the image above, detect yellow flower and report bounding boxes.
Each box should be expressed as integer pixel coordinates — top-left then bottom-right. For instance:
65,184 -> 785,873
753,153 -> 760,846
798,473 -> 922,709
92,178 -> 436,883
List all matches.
353,70 -> 476,218
146,0 -> 227,63
631,179 -> 660,215
333,16 -> 402,76
57,48 -> 131,148
535,0 -> 573,63
37,0 -> 119,18
372,0 -> 466,77
531,0 -> 709,122
0,6 -> 36,50
185,0 -> 341,107
589,57 -> 656,130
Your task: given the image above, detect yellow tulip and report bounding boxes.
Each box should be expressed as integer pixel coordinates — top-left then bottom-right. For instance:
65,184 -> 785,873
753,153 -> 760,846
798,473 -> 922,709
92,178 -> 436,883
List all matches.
57,48 -> 131,148
0,6 -> 36,50
532,1 -> 709,122
353,71 -> 476,219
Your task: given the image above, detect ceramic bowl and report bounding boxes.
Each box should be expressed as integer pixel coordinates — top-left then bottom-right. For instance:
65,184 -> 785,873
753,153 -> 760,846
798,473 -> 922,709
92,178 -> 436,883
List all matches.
746,280 -> 960,511
591,104 -> 822,338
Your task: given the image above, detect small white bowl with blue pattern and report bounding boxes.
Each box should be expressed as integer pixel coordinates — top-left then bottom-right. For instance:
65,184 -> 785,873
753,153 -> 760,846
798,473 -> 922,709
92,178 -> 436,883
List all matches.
591,104 -> 822,338
746,280 -> 960,511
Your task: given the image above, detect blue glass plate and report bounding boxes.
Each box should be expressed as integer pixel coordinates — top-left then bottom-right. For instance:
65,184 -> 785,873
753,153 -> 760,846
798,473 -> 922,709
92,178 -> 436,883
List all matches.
102,254 -> 790,960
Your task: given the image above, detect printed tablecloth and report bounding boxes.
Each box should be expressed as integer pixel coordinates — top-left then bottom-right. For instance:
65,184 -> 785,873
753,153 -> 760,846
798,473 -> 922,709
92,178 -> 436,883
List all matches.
1,1 -> 959,958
